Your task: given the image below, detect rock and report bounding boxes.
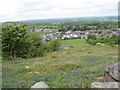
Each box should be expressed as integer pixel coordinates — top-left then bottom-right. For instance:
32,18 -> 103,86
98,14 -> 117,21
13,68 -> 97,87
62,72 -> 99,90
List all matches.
59,46 -> 73,50
91,82 -> 119,88
63,52 -> 67,54
96,43 -> 104,45
68,46 -> 74,48
27,71 -> 40,76
115,45 -> 118,47
104,62 -> 120,82
109,63 -> 120,81
31,82 -> 49,88
25,66 -> 31,69
86,43 -> 91,46
33,62 -> 43,66
91,62 -> 120,88
64,46 -> 70,49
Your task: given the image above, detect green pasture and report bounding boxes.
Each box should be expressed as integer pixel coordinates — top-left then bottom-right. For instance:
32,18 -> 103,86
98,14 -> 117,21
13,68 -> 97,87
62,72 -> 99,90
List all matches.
60,39 -> 86,47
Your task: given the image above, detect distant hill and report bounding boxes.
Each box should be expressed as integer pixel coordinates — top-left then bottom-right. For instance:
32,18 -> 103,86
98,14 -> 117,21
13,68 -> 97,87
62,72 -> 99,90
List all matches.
21,16 -> 117,24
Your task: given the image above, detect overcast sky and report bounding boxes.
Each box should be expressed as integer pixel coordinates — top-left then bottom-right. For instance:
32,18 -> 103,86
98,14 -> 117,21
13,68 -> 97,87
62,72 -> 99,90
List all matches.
0,0 -> 119,22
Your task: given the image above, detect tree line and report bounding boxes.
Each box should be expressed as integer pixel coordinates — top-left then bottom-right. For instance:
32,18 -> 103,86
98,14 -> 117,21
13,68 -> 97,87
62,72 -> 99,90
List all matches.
58,22 -> 117,32
86,35 -> 120,46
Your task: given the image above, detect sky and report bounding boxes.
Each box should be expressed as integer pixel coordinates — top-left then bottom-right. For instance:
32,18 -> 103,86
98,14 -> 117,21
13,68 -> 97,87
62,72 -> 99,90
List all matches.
0,0 -> 119,22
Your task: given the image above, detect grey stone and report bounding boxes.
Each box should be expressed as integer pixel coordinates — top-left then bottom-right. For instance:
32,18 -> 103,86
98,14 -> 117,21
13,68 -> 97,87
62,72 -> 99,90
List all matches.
109,63 -> 120,81
31,82 -> 49,88
104,62 -> 120,82
91,82 -> 119,88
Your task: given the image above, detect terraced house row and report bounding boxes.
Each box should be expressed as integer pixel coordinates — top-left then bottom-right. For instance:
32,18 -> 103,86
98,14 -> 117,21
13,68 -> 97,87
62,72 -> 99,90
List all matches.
29,29 -> 119,41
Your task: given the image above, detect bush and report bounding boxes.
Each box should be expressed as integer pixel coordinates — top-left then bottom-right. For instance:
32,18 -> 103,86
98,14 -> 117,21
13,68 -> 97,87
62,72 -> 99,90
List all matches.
28,35 -> 45,57
86,35 -> 119,46
86,35 -> 96,41
48,40 -> 61,52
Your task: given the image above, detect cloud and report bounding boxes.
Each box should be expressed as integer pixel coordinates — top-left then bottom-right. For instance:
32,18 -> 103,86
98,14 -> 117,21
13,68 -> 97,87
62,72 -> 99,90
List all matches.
0,0 -> 119,22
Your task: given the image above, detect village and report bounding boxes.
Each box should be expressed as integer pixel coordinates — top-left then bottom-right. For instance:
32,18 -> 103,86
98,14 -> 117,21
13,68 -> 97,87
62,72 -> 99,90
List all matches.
29,28 -> 119,41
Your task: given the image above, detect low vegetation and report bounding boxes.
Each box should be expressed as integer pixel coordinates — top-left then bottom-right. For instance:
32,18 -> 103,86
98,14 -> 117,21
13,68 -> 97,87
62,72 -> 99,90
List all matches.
2,39 -> 118,88
86,35 -> 119,45
60,39 -> 86,47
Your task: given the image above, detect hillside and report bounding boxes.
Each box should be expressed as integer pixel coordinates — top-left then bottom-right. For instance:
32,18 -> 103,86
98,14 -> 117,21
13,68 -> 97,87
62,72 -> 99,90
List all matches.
2,39 -> 118,88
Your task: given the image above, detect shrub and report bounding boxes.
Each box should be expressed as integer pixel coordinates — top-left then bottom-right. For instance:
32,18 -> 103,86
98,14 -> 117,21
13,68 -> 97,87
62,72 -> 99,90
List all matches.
86,35 -> 96,41
28,35 -> 45,57
86,35 -> 119,46
48,40 -> 61,52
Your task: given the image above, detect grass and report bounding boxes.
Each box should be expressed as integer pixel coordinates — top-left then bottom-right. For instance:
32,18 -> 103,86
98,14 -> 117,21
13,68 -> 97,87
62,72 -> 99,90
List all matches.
60,39 -> 86,47
2,39 -> 118,88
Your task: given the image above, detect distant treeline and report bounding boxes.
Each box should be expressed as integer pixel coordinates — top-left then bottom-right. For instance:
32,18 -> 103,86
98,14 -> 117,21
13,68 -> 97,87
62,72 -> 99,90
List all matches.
27,16 -> 118,31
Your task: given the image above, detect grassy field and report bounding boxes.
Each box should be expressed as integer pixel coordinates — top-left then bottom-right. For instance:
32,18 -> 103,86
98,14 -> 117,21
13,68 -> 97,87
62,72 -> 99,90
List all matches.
60,39 -> 86,47
2,39 -> 118,88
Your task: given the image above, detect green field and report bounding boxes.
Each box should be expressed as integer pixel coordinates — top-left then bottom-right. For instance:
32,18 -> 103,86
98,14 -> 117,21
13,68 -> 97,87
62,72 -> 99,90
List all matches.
60,39 -> 86,46
2,39 -> 118,88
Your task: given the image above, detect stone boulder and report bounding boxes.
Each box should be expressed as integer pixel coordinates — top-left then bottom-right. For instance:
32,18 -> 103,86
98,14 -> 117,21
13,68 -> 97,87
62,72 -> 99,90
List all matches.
31,82 -> 49,88
91,82 -> 119,88
103,62 -> 120,82
91,62 -> 120,88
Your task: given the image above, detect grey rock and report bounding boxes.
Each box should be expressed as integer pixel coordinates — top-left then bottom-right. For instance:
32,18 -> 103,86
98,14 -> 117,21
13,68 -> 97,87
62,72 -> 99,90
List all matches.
91,82 -> 119,88
31,82 -> 49,88
109,63 -> 120,81
104,62 -> 120,81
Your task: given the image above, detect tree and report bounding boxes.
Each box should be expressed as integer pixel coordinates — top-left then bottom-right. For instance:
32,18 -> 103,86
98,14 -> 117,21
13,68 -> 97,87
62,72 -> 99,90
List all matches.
28,35 -> 44,57
86,35 -> 96,41
48,40 -> 61,51
58,27 -> 65,32
2,22 -> 30,58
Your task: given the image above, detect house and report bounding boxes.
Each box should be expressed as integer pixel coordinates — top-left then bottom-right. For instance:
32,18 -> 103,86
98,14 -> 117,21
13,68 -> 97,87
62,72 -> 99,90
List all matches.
36,29 -> 119,41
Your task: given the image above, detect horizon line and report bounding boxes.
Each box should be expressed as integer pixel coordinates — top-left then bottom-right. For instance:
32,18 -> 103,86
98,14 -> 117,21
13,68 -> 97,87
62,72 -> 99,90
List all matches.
1,15 -> 118,23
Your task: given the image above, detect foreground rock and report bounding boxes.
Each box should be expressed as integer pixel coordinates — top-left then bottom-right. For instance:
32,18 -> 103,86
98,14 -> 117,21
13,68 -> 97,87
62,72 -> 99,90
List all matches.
104,62 -> 120,82
91,82 -> 119,88
91,62 -> 120,88
31,82 -> 49,88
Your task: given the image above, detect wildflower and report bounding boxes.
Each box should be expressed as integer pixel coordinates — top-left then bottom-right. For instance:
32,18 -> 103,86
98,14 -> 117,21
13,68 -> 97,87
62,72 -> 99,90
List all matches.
40,78 -> 45,80
11,86 -> 14,88
4,69 -> 9,71
17,85 -> 21,87
76,73 -> 81,76
22,81 -> 27,84
3,83 -> 7,85
82,77 -> 85,78
71,73 -> 75,75
14,75 -> 18,78
73,69 -> 78,71
4,77 -> 7,79
102,71 -> 104,73
3,63 -> 10,65
89,77 -> 93,79
31,81 -> 35,83
78,78 -> 82,81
